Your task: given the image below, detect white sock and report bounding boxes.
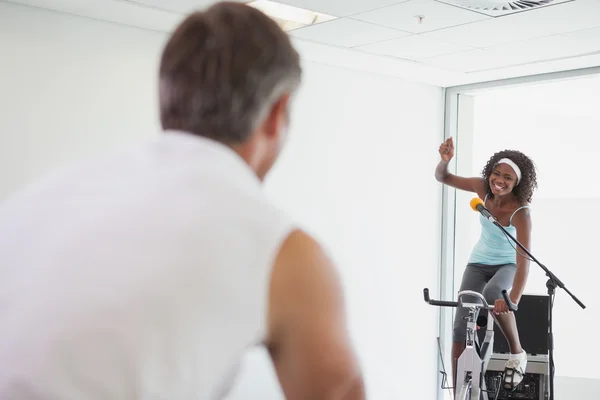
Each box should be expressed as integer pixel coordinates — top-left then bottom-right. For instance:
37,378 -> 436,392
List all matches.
509,351 -> 526,361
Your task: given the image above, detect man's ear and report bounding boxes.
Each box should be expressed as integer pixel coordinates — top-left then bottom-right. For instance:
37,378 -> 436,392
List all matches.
263,94 -> 291,139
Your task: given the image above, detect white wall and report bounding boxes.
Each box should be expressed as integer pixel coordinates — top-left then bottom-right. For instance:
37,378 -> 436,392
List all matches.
454,77 -> 600,398
0,2 -> 167,199
257,62 -> 444,400
0,2 -> 445,399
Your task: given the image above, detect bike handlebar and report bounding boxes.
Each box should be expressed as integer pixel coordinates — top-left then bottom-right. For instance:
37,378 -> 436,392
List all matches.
501,290 -> 518,312
423,288 -> 518,312
423,288 -> 460,307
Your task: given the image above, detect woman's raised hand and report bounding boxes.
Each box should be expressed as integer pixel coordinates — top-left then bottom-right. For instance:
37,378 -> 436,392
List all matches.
438,137 -> 454,162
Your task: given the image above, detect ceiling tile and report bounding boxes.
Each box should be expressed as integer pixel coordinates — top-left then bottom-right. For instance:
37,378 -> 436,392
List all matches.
290,18 -> 410,47
274,0 -> 410,17
561,26 -> 600,49
421,49 -> 498,72
356,35 -> 475,60
526,0 -> 600,35
6,0 -> 185,32
422,11 -> 555,48
351,0 -> 489,33
423,34 -> 600,73
423,0 -> 600,48
485,35 -> 600,66
436,0 -> 573,17
124,0 -> 244,13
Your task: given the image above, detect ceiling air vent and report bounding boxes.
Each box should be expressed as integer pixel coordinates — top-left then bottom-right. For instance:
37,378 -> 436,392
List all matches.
436,0 -> 574,16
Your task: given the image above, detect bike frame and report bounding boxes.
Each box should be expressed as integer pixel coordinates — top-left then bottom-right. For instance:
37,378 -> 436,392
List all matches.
455,290 -> 498,400
423,288 -> 516,400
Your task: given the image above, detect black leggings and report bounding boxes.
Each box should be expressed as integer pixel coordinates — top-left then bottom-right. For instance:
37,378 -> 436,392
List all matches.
452,263 -> 516,343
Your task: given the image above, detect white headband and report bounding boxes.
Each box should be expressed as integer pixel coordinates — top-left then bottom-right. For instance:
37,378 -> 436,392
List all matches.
497,158 -> 521,185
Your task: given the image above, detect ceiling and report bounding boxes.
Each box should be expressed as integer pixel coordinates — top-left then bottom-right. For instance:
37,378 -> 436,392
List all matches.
5,0 -> 600,86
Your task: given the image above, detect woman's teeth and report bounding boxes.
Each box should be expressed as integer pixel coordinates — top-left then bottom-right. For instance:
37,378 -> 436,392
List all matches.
494,183 -> 504,190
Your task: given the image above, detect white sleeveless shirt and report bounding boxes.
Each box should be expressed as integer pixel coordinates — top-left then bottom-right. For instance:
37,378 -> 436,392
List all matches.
0,131 -> 293,399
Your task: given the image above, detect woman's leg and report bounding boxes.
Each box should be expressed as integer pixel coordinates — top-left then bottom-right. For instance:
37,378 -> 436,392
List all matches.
451,264 -> 488,397
481,264 -> 522,353
481,264 -> 527,389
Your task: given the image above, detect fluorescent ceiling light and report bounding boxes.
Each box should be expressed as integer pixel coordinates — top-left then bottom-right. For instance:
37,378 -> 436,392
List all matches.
247,0 -> 337,31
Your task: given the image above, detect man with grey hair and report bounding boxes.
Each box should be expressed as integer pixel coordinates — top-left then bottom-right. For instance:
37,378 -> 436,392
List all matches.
0,2 -> 365,400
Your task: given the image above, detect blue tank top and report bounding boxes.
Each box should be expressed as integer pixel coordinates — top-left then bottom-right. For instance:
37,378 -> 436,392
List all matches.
468,195 -> 530,266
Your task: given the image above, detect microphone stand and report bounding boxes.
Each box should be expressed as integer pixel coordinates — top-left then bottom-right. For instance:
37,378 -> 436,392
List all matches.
486,216 -> 586,400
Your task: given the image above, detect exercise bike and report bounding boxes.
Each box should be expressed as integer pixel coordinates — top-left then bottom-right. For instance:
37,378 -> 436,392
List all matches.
423,288 -> 518,400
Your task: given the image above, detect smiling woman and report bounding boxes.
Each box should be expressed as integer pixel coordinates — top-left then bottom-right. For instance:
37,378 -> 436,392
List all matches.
435,137 -> 538,396
482,150 -> 538,206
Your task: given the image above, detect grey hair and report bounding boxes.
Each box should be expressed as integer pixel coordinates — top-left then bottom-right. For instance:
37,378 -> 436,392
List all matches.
249,74 -> 301,134
159,2 -> 302,144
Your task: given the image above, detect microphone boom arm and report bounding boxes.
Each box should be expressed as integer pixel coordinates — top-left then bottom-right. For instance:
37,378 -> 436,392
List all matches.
489,219 -> 583,308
